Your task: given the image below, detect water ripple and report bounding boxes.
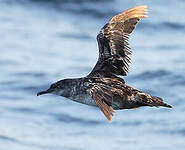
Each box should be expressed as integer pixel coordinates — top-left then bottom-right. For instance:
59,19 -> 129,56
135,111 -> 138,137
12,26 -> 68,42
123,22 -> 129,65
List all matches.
157,129 -> 185,136
58,33 -> 92,40
15,0 -> 117,18
0,0 -> 185,149
52,113 -> 103,126
131,70 -> 171,80
140,22 -> 185,32
0,135 -> 19,143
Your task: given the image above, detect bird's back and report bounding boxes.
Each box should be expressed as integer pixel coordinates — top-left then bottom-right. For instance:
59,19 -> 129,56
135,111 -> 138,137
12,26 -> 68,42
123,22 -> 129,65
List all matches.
86,77 -> 172,110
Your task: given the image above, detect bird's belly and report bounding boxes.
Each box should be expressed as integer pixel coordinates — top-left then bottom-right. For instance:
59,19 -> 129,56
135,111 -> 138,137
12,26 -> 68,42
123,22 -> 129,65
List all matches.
69,94 -> 129,109
67,93 -> 136,109
69,94 -> 97,107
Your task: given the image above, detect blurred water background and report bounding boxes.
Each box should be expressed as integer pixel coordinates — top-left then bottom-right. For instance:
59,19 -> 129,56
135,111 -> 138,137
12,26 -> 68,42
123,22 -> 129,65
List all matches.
0,0 -> 185,150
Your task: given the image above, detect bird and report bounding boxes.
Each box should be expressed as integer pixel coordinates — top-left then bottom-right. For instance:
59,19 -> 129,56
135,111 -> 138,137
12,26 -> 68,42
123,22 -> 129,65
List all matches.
37,5 -> 172,121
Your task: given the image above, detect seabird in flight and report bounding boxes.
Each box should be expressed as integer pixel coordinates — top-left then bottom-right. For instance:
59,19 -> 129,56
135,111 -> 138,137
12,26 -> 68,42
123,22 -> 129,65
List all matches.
37,5 -> 172,121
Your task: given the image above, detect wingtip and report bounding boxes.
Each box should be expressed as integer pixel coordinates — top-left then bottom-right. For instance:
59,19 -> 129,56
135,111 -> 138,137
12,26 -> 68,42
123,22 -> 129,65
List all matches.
129,5 -> 148,11
110,5 -> 148,23
105,110 -> 114,122
107,118 -> 112,122
125,5 -> 148,18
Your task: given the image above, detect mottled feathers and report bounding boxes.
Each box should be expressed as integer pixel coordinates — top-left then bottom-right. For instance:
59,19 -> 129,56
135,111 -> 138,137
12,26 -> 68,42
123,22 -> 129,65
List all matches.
88,78 -> 172,121
38,5 -> 172,122
89,5 -> 148,77
88,5 -> 170,121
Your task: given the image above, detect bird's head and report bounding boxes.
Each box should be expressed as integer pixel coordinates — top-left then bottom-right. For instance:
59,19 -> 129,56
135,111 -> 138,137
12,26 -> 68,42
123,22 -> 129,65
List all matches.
37,79 -> 71,97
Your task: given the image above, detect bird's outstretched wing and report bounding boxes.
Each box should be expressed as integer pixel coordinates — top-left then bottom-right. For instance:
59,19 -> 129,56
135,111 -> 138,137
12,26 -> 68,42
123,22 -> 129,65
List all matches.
88,5 -> 148,77
89,84 -> 115,121
88,78 -> 126,121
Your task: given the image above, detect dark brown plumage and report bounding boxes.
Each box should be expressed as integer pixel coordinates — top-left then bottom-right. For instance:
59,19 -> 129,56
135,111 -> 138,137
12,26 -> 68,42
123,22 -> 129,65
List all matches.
87,77 -> 171,121
37,5 -> 172,121
89,5 -> 148,77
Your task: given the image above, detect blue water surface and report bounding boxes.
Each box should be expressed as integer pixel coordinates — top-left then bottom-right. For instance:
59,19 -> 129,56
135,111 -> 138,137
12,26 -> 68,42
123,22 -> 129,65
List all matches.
0,0 -> 185,150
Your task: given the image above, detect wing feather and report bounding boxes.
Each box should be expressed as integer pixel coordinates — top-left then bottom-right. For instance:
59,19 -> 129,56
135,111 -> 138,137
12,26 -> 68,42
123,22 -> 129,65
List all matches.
88,5 -> 148,77
89,85 -> 115,121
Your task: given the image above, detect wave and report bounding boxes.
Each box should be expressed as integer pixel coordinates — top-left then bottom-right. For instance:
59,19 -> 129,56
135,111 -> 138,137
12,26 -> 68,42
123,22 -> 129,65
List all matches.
52,112 -> 104,126
0,0 -> 116,18
131,70 -> 171,80
138,22 -> 185,32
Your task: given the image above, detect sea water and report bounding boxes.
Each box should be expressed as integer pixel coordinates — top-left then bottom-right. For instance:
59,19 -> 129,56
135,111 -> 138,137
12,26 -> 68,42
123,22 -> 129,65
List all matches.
0,0 -> 185,150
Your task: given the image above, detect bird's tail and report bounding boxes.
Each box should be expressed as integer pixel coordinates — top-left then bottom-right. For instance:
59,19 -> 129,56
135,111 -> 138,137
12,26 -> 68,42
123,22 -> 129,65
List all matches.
137,92 -> 172,108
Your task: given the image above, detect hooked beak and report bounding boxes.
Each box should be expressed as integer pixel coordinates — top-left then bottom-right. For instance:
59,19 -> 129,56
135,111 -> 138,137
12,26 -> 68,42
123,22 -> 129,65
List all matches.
37,88 -> 54,96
